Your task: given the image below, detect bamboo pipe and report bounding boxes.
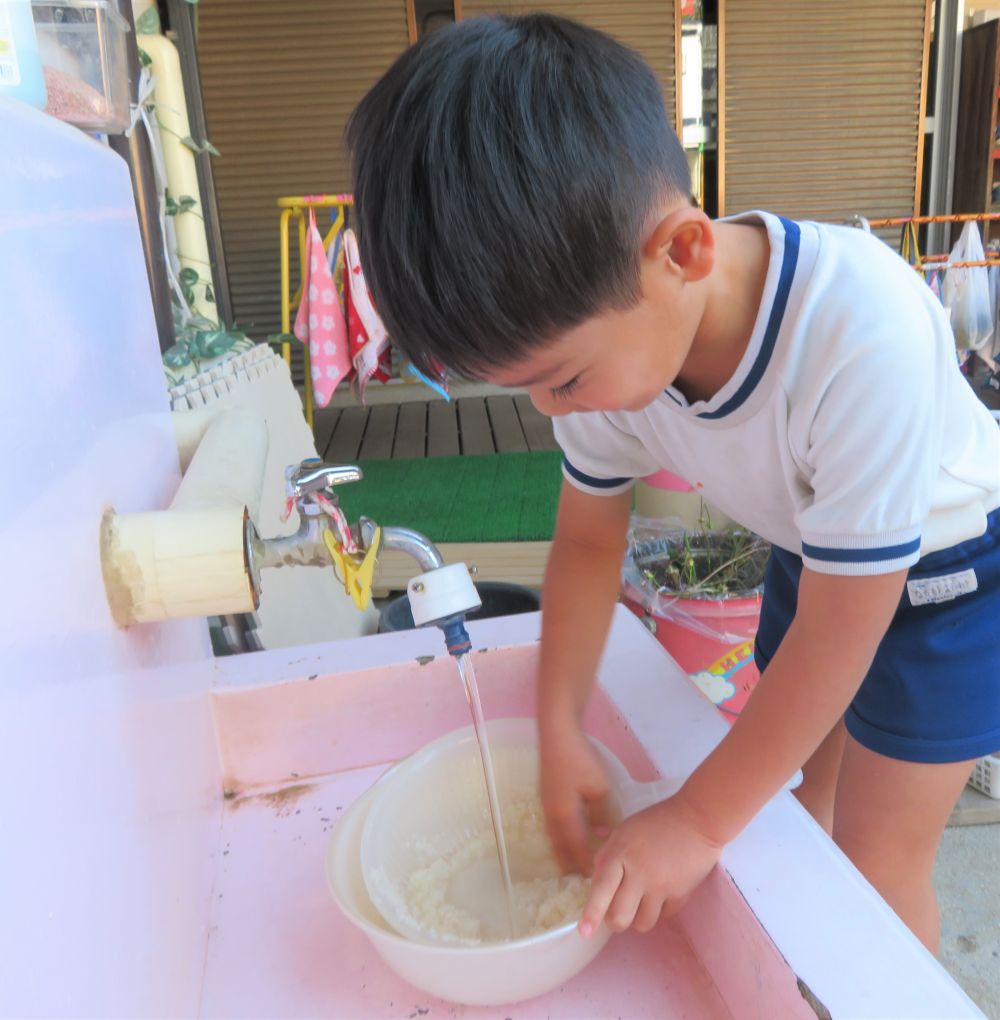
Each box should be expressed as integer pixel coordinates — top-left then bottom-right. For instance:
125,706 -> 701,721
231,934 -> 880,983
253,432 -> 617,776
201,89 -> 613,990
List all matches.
171,407 -> 267,521
101,506 -> 255,627
172,406 -> 221,473
101,408 -> 269,626
139,32 -> 218,322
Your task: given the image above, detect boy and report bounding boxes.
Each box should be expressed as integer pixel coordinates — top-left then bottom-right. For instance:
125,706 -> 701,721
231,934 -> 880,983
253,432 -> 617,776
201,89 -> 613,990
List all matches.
346,14 -> 1000,953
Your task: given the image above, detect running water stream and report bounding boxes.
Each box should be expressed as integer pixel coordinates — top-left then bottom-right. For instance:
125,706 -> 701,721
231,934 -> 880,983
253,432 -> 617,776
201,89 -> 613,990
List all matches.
455,651 -> 518,939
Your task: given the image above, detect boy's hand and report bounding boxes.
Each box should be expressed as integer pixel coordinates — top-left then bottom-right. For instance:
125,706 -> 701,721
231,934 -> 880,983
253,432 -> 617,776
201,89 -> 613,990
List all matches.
539,721 -> 614,876
579,795 -> 722,937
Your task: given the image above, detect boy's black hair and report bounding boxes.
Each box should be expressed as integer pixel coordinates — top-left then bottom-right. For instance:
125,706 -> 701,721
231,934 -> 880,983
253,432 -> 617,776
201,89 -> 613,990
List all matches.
346,14 -> 690,380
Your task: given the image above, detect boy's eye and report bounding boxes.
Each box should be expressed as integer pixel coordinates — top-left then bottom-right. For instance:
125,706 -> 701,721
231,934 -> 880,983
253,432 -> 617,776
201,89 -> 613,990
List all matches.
550,376 -> 581,399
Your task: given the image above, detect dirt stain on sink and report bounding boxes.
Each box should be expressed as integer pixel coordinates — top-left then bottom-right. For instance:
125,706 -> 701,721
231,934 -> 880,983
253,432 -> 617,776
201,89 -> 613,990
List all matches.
224,782 -> 315,816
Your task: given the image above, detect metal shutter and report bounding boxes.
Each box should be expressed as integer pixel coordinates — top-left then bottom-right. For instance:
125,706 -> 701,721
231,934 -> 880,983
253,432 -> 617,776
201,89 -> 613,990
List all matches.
458,1 -> 681,131
197,1 -> 411,340
720,0 -> 931,229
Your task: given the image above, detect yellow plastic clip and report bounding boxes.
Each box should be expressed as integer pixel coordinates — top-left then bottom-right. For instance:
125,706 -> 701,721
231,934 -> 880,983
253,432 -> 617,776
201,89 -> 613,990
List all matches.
322,529 -> 351,592
322,526 -> 382,611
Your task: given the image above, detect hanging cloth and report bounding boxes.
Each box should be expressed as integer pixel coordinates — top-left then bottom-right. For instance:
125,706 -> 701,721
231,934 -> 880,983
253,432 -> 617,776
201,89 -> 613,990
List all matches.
293,208 -> 351,407
900,220 -> 922,271
344,229 -> 392,403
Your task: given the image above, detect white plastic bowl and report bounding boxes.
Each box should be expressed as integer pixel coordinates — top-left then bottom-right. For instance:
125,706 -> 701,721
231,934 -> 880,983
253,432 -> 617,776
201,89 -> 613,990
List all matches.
325,719 -> 677,1006
359,718 -> 674,946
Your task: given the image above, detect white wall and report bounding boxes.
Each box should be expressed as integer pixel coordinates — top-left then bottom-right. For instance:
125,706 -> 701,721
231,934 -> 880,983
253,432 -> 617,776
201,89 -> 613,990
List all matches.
0,100 -> 222,1018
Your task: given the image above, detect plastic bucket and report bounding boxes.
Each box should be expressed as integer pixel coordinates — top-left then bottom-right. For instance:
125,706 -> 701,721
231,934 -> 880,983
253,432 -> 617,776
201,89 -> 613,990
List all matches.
624,590 -> 762,722
378,581 -> 540,634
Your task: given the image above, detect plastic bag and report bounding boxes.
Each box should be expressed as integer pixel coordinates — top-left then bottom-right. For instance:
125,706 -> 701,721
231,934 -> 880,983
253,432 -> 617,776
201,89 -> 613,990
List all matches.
941,223 -> 993,351
986,264 -> 1000,367
621,516 -> 770,645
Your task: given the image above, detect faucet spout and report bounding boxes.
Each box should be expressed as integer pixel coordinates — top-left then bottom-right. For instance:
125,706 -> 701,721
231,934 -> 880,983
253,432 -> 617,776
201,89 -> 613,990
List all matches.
360,519 -> 444,572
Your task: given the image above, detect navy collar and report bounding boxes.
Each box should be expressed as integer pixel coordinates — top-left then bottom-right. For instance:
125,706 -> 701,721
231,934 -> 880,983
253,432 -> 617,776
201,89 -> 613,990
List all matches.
662,214 -> 801,420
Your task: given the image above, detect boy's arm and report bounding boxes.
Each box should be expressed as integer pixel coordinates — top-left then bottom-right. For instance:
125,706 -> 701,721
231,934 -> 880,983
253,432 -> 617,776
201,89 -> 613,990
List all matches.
581,565 -> 907,934
538,480 -> 634,873
680,566 -> 907,842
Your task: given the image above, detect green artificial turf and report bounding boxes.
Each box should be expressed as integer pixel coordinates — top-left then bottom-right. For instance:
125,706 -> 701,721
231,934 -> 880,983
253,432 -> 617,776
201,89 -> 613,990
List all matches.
335,452 -> 564,543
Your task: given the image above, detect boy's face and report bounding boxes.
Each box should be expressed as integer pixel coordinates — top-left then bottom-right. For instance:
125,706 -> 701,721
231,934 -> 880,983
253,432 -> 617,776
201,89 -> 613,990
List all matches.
489,271 -> 703,419
488,205 -> 712,417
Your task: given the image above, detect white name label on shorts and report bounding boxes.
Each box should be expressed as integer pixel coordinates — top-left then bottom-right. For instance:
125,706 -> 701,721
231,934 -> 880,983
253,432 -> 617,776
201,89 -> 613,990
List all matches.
907,568 -> 978,606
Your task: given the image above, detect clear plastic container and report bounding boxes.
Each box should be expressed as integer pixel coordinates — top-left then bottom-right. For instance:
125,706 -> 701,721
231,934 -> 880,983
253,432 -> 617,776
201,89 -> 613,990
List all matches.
31,0 -> 129,132
0,0 -> 48,109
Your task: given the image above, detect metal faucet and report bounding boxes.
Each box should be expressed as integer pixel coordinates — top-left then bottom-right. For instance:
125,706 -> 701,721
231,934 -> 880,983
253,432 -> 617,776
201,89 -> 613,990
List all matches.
359,518 -> 444,572
248,458 -> 447,594
247,458 -> 481,654
249,459 -> 363,576
288,461 -> 363,496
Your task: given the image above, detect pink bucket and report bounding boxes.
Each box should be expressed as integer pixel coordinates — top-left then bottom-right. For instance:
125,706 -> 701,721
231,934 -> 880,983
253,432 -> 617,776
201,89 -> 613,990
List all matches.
624,592 -> 762,723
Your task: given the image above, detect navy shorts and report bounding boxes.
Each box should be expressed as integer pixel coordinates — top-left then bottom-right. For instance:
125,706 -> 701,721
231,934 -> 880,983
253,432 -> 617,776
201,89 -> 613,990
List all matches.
754,507 -> 1000,764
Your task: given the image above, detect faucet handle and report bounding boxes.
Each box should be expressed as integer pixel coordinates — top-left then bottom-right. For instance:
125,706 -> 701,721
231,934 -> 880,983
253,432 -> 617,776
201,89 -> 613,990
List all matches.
286,458 -> 363,499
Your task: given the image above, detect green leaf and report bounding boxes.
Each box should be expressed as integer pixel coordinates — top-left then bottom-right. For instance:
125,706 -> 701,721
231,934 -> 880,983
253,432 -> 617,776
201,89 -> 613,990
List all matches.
201,140 -> 221,157
191,329 -> 239,358
182,285 -> 196,306
179,267 -> 200,285
165,197 -> 178,216
137,46 -> 152,68
180,135 -> 200,153
163,343 -> 193,369
204,284 -> 215,303
135,7 -> 160,34
176,194 -> 198,212
267,332 -> 296,344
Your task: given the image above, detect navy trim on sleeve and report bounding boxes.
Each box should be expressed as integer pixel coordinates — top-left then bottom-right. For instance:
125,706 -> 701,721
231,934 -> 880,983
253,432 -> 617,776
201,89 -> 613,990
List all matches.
563,458 -> 633,490
698,217 -> 801,421
801,537 -> 921,563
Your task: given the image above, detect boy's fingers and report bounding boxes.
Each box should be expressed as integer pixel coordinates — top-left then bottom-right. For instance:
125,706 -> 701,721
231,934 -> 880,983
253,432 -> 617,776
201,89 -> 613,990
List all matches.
547,807 -> 594,876
604,875 -> 643,933
633,895 -> 664,934
587,792 -> 614,840
579,858 -> 625,937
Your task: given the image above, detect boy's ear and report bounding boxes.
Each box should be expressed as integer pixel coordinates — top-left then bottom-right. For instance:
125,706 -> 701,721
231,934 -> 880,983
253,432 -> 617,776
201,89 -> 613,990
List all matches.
643,206 -> 715,283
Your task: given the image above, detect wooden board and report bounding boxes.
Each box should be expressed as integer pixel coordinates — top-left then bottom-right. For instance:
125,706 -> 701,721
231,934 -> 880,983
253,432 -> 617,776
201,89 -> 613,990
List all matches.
952,20 -> 1000,243
357,403 -> 398,460
373,540 -> 552,595
324,405 -> 369,462
486,395 -> 529,453
514,394 -> 559,451
312,395 -> 556,460
311,406 -> 340,458
457,397 -> 494,455
392,401 -> 427,458
427,399 -> 460,457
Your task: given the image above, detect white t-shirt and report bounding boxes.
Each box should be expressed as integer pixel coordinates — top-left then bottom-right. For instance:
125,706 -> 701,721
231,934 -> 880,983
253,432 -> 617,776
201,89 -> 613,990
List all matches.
554,211 -> 1000,576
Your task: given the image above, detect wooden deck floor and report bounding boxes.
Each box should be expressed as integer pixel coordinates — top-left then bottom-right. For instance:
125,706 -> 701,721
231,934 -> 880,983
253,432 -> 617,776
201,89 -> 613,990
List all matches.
313,394 -> 559,461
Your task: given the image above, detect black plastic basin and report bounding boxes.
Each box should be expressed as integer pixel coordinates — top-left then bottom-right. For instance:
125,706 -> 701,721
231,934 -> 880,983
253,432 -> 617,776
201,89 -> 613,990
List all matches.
378,581 -> 541,633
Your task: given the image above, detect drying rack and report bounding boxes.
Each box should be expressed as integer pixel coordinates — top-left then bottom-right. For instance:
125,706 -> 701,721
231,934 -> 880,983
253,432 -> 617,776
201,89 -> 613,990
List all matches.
277,193 -> 355,429
850,211 -> 1000,271
276,202 -> 1000,427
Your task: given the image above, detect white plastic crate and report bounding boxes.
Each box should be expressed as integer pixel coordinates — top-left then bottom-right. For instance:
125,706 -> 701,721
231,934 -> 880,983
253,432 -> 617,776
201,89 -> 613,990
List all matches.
968,754 -> 1000,799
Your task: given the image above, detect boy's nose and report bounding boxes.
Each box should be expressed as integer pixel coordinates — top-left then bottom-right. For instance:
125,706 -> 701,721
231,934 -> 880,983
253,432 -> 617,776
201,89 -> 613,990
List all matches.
528,389 -> 566,417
